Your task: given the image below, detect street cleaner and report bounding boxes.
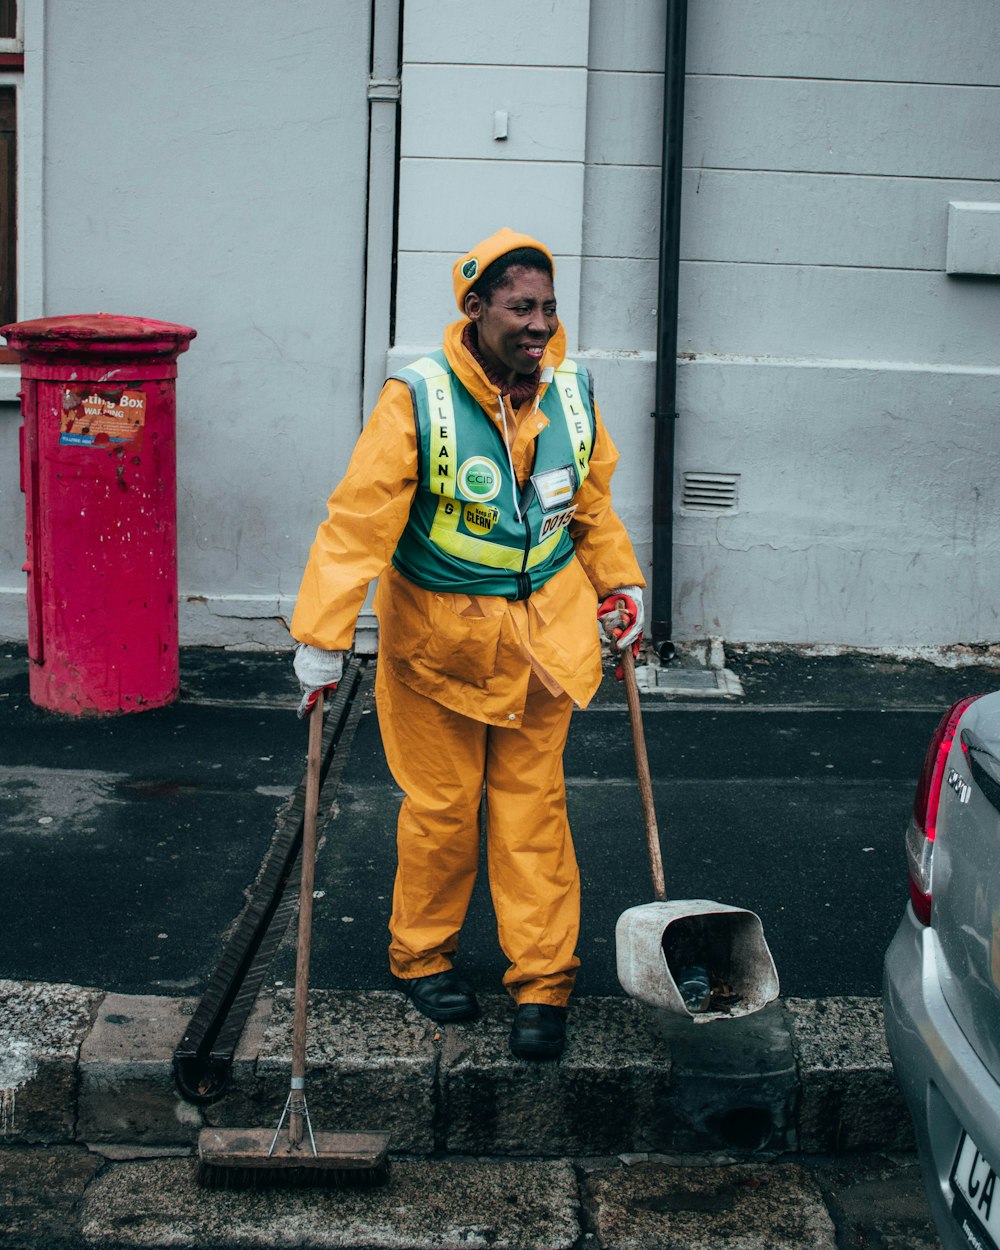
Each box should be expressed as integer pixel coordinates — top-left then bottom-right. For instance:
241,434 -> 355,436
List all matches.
290,228 -> 644,1060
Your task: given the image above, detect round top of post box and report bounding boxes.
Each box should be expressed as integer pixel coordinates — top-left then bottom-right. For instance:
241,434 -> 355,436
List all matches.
0,313 -> 197,362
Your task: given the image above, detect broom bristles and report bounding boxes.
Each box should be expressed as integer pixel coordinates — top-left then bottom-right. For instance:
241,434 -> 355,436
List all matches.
195,1127 -> 391,1190
195,1157 -> 390,1189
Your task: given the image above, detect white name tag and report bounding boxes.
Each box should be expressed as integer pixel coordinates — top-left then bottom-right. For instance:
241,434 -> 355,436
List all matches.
531,465 -> 576,513
539,505 -> 577,540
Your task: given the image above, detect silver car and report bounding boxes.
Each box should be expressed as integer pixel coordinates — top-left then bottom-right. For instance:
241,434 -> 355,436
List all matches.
884,690 -> 1000,1250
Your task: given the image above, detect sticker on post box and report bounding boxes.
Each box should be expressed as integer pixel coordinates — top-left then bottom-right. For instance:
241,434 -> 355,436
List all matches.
59,387 -> 146,447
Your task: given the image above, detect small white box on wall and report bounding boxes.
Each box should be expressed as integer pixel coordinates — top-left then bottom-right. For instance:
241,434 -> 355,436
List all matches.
946,202 -> 1000,276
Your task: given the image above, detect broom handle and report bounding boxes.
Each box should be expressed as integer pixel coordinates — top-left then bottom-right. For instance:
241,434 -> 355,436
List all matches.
622,648 -> 667,902
289,690 -> 324,1147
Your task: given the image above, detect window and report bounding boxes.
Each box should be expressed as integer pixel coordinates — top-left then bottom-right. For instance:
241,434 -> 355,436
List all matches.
0,1 -> 23,374
0,86 -> 14,328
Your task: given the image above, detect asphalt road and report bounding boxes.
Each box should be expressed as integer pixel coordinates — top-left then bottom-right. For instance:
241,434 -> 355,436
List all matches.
2,645 -> 993,1000
279,683 -> 939,999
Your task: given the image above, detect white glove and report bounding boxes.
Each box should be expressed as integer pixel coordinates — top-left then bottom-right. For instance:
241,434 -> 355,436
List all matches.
598,585 -> 644,650
293,643 -> 345,719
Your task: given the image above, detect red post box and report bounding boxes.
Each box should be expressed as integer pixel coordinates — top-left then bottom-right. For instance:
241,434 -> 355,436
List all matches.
3,313 -> 197,715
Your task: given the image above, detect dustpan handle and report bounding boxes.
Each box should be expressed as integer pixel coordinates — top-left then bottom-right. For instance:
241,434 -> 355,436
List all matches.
289,689 -> 324,1145
622,648 -> 667,901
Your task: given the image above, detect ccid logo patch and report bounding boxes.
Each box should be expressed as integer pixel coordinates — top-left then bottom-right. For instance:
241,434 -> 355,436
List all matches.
458,456 -> 501,502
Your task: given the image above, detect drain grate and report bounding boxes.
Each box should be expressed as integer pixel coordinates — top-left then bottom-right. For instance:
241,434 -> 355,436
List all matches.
635,664 -> 745,697
682,471 -> 739,512
173,659 -> 372,1105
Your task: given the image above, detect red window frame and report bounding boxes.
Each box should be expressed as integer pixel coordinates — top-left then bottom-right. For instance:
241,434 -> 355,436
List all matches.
0,0 -> 22,359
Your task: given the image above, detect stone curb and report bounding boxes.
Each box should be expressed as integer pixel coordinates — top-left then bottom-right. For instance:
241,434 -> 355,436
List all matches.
0,980 -> 914,1158
1,1149 -> 940,1250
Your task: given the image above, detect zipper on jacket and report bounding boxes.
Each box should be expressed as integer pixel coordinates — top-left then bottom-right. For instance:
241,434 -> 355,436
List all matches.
517,509 -> 533,585
494,393 -> 536,588
497,396 -> 522,523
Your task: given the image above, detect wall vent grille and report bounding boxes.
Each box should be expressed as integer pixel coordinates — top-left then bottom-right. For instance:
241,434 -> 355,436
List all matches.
682,472 -> 740,512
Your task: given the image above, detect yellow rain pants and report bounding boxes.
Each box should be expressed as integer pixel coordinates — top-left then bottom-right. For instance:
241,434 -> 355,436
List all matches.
378,659 -> 580,1007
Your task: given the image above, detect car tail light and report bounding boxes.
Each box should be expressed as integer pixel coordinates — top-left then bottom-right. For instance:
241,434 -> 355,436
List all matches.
906,694 -> 982,925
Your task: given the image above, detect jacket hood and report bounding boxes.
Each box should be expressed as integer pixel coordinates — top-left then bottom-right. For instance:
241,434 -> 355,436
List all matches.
442,317 -> 567,413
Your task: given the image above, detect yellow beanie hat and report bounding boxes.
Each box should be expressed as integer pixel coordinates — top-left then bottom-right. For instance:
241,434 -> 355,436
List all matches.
452,227 -> 555,311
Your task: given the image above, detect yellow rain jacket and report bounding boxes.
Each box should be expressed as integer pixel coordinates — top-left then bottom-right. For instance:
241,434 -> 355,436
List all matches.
291,318 -> 644,726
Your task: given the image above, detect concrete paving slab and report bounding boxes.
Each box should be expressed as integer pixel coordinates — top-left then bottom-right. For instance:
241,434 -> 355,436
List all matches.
196,992 -> 284,1137
648,1002 -> 798,1154
811,1152 -> 941,1250
194,991 -> 912,1160
79,1156 -> 581,1249
0,979 -> 102,1143
440,995 -> 673,1156
0,1145 -> 102,1248
0,981 -> 922,1159
78,994 -> 204,1146
585,1160 -> 837,1250
0,1147 -> 947,1250
785,996 -> 914,1152
234,989 -> 440,1155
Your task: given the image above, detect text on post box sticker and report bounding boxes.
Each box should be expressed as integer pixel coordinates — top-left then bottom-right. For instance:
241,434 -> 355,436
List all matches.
59,387 -> 147,447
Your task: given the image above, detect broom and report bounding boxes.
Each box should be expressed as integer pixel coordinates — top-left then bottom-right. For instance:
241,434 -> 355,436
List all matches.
195,690 -> 391,1187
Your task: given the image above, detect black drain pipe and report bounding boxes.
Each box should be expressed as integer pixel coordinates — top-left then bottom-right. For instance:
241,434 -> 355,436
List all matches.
650,0 -> 689,663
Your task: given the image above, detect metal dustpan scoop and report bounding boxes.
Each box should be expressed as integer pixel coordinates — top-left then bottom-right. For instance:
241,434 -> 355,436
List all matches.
617,899 -> 779,1020
615,648 -> 779,1022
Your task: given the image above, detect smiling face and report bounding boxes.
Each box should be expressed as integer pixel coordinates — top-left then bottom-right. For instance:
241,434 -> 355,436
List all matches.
464,265 -> 558,386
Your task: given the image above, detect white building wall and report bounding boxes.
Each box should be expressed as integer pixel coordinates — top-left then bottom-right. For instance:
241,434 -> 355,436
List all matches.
585,0 -> 1000,646
1,0 -> 997,651
392,0 -> 657,612
0,0 -> 373,646
393,0 -> 590,354
397,0 -> 1000,648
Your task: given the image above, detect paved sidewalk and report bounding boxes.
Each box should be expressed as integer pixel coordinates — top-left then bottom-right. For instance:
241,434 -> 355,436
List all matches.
2,980 -> 911,1157
2,1146 -> 940,1250
3,641 -> 994,1247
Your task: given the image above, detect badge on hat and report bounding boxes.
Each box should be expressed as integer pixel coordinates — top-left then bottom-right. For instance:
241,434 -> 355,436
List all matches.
461,258 -> 479,281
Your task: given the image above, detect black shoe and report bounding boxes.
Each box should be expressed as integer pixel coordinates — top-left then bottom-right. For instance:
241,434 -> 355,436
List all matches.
509,1003 -> 567,1060
392,969 -> 479,1023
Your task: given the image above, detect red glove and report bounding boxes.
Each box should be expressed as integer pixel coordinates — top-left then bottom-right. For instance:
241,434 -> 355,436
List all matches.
597,591 -> 643,682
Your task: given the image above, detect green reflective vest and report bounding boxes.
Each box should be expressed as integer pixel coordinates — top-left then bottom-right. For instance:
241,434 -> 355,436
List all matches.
391,351 -> 596,599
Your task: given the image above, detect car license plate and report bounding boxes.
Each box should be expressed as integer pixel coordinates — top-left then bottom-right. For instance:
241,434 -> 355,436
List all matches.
952,1130 -> 1000,1250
